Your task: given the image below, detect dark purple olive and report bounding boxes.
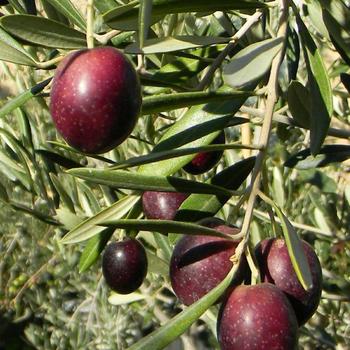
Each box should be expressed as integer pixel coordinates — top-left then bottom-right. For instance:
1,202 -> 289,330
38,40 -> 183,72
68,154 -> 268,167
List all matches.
50,47 -> 141,154
218,283 -> 299,350
0,0 -> 8,6
255,238 -> 322,325
170,217 -> 246,306
142,191 -> 188,220
183,132 -> 225,175
102,238 -> 147,294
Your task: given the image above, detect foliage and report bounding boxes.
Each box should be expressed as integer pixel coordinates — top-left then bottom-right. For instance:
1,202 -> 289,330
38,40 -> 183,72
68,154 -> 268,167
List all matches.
0,0 -> 349,349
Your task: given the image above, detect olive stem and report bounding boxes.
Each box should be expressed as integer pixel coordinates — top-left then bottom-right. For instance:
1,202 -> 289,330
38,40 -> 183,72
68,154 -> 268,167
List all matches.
35,55 -> 64,69
233,0 -> 289,261
252,208 -> 334,237
94,30 -> 120,45
197,10 -> 263,91
86,0 -> 95,49
240,105 -> 350,139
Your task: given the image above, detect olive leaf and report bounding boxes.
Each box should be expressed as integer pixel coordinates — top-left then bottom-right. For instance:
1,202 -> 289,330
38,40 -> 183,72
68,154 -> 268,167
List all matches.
0,15 -> 86,49
284,145 -> 350,169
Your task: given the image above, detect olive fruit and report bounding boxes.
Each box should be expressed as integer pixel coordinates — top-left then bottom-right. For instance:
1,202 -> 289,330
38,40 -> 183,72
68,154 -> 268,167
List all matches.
102,238 -> 147,294
218,283 -> 299,350
50,47 -> 141,154
255,238 -> 322,325
170,217 -> 245,306
142,191 -> 188,220
183,132 -> 225,175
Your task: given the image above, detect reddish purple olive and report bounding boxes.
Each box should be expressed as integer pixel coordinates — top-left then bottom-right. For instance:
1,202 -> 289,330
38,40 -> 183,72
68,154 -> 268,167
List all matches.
142,191 -> 188,220
218,283 -> 299,350
183,132 -> 225,175
50,47 -> 141,154
102,238 -> 147,294
255,238 -> 322,325
170,217 -> 245,306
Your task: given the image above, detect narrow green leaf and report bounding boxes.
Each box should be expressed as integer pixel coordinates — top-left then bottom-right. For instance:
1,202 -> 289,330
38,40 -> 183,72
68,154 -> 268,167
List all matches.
104,0 -> 266,30
14,108 -> 34,152
103,0 -> 139,22
153,232 -> 172,262
60,195 -> 139,245
94,0 -> 119,14
0,179 -> 9,202
0,128 -> 34,192
67,169 -> 234,197
50,173 -> 76,213
306,0 -> 329,39
279,212 -> 313,291
287,80 -> 310,128
284,145 -> 350,170
106,219 -> 230,235
175,157 -> 256,222
55,207 -> 83,229
7,0 -> 26,13
0,26 -> 37,66
63,219 -> 230,244
139,83 -> 256,177
44,0 -> 86,30
35,149 -> 82,169
223,37 -> 284,88
146,250 -> 169,275
286,27 -> 300,81
127,266 -> 236,350
110,143 -> 257,170
23,0 -> 37,15
77,181 -> 101,215
138,0 -> 152,48
1,15 -> 86,49
340,73 -> 350,94
41,0 -> 70,25
79,228 -> 115,272
142,90 -> 253,115
259,193 -> 313,291
0,78 -> 52,118
272,167 -> 285,208
323,9 -> 350,65
152,52 -> 210,83
126,35 -> 230,54
8,200 -> 59,226
296,15 -> 332,155
0,150 -> 30,190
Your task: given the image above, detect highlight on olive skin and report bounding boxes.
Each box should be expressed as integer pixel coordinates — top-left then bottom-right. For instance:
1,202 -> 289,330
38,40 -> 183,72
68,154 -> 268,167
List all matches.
50,47 -> 141,154
142,191 -> 188,220
102,238 -> 148,295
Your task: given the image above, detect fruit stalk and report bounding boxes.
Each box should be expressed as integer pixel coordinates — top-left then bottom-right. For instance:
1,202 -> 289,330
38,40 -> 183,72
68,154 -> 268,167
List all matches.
86,0 -> 95,49
234,0 -> 289,262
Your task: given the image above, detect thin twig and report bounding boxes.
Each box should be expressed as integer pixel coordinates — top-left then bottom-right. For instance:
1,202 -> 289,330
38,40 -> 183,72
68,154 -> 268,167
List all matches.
252,209 -> 334,237
233,0 -> 289,260
197,10 -> 263,90
240,106 -> 350,139
11,255 -> 58,305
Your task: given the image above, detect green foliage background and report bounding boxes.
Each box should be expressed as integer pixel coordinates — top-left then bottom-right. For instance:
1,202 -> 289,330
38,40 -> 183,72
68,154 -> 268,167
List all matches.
0,0 -> 349,349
